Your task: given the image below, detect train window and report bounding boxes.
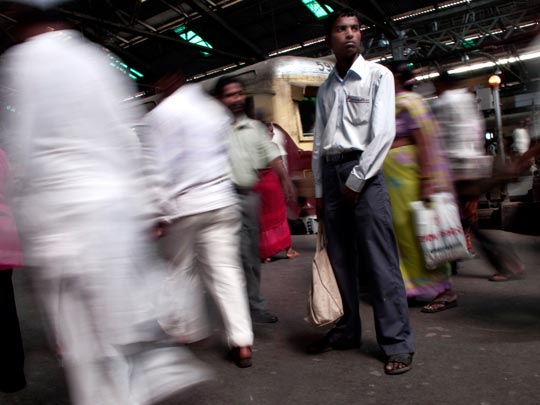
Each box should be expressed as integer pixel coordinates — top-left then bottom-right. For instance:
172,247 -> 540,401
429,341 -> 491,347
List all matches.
298,86 -> 319,141
299,96 -> 316,141
299,97 -> 316,138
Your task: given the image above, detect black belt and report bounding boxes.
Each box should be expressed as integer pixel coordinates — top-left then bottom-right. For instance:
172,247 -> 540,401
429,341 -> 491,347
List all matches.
235,186 -> 253,195
324,151 -> 362,164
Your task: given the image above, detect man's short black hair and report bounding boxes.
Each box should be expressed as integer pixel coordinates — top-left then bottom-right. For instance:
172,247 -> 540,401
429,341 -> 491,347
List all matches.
388,61 -> 415,91
324,8 -> 362,37
213,75 -> 245,97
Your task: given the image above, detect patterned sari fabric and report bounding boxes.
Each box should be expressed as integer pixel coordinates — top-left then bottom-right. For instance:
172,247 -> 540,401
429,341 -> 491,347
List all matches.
383,92 -> 452,298
254,168 -> 291,260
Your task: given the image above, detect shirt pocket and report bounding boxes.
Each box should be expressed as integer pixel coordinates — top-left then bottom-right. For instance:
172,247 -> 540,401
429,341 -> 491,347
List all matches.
345,95 -> 371,126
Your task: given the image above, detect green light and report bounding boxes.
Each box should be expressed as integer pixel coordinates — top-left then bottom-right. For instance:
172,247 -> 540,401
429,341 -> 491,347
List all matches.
129,68 -> 144,78
461,39 -> 475,49
129,74 -> 138,80
174,26 -> 213,49
173,25 -> 187,35
324,4 -> 334,12
302,0 -> 329,19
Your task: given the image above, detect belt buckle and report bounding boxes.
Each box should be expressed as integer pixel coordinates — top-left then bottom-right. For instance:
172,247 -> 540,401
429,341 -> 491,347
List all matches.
326,153 -> 342,163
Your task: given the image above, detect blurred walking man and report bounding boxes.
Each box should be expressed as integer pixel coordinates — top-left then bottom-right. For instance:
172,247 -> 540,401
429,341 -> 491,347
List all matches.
0,3 -> 209,403
139,68 -> 254,368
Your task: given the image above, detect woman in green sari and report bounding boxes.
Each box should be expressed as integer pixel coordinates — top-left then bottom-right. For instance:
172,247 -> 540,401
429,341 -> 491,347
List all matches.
383,63 -> 457,313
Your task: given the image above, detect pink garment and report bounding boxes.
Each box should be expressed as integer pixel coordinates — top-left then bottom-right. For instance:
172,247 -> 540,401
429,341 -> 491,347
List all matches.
0,149 -> 23,270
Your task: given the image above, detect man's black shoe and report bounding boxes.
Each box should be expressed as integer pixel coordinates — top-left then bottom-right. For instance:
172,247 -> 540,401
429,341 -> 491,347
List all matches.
251,311 -> 278,324
306,336 -> 360,354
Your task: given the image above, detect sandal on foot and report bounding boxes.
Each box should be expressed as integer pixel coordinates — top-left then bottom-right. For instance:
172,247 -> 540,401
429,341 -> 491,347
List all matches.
286,249 -> 300,259
385,353 -> 413,375
488,272 -> 525,282
228,346 -> 252,368
421,299 -> 457,313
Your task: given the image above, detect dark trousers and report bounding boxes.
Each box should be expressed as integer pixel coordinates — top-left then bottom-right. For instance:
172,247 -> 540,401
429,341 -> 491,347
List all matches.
322,161 -> 415,355
455,180 -> 523,274
0,269 -> 26,392
238,191 -> 266,313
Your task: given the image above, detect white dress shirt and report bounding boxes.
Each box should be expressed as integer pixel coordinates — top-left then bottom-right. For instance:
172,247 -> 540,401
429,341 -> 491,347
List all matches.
312,55 -> 396,198
139,83 -> 237,221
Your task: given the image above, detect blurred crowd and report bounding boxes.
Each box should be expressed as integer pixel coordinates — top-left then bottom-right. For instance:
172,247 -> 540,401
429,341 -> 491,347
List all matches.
0,3 -> 538,404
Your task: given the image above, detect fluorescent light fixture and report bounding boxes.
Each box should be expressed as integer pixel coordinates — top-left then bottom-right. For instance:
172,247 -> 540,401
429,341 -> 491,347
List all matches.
302,0 -> 331,19
174,25 -> 213,50
268,44 -> 303,57
438,0 -> 469,10
302,37 -> 326,47
415,72 -> 440,81
415,49 -> 540,81
519,51 -> 540,61
106,52 -> 143,81
129,68 -> 144,78
393,6 -> 435,21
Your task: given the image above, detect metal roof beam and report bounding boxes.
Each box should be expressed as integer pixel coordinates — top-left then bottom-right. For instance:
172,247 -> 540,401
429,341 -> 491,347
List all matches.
58,9 -> 254,62
396,0 -> 507,27
364,0 -> 400,38
187,0 -> 267,60
325,0 -> 398,39
158,0 -> 191,19
382,8 -> 539,59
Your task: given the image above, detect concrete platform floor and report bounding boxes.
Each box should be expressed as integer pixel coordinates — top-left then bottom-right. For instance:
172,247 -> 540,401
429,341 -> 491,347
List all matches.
2,230 -> 540,405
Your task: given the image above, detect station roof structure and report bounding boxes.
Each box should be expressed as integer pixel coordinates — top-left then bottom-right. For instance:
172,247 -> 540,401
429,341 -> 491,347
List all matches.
0,0 -> 538,93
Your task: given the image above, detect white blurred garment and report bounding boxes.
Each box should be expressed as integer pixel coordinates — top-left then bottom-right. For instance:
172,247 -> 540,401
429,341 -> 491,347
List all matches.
432,88 -> 485,159
1,30 -> 210,405
139,83 -> 253,348
269,123 -> 288,170
139,84 -> 237,221
512,127 -> 530,156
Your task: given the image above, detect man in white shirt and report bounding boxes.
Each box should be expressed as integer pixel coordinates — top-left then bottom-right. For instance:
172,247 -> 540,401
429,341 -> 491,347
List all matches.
309,9 -> 414,375
139,69 -> 254,367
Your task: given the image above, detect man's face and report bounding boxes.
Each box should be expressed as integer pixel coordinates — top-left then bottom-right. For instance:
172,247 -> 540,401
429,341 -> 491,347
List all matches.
219,82 -> 245,115
327,15 -> 361,59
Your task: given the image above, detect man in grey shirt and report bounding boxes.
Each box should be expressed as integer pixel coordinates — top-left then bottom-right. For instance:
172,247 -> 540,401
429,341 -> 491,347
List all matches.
214,76 -> 295,324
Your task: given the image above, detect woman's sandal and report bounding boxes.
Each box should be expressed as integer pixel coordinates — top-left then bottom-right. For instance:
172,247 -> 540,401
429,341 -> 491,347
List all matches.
385,353 -> 413,375
421,300 -> 458,313
488,272 -> 525,282
286,248 -> 300,259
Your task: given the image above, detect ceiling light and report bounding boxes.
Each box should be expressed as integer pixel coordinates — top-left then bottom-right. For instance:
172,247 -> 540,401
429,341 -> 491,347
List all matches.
301,0 -> 331,19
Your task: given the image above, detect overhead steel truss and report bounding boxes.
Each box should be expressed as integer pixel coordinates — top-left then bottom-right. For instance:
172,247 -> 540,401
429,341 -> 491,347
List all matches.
363,7 -> 539,62
51,0 -> 539,84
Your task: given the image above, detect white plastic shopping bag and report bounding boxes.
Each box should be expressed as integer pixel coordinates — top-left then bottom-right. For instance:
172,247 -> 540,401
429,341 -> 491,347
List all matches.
410,192 -> 469,270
